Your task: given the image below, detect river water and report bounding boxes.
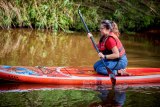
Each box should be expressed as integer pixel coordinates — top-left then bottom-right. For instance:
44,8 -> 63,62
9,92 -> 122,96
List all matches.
0,29 -> 160,67
0,29 -> 160,107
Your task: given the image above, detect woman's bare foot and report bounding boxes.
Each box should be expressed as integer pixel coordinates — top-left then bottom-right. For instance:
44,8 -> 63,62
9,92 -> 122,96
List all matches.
117,69 -> 131,76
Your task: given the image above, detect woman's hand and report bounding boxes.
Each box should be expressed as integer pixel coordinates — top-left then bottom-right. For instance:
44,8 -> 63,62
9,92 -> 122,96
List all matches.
87,33 -> 93,38
98,52 -> 105,59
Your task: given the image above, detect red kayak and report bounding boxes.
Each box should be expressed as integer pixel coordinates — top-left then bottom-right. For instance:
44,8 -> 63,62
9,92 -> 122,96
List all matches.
0,65 -> 160,85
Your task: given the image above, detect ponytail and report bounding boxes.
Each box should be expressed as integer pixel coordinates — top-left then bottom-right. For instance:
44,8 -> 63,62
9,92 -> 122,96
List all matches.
111,21 -> 120,37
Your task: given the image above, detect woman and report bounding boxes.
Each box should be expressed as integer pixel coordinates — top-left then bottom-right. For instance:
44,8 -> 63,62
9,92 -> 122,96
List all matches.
88,20 -> 129,76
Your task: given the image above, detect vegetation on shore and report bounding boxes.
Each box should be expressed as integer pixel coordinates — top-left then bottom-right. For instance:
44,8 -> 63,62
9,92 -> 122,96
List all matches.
0,0 -> 160,32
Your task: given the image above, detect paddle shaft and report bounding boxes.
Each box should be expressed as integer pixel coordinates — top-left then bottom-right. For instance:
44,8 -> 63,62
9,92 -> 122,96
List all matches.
78,10 -> 116,85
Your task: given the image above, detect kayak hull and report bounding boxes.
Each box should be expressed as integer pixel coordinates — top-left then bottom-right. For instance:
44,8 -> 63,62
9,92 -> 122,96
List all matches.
0,66 -> 160,85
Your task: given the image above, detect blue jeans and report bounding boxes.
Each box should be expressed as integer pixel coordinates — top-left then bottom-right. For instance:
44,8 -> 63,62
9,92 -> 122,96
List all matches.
94,55 -> 128,75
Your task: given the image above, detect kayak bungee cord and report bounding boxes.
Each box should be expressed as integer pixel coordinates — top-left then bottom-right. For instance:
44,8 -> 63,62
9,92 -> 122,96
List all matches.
36,66 -> 52,74
78,10 -> 116,85
36,66 -> 72,77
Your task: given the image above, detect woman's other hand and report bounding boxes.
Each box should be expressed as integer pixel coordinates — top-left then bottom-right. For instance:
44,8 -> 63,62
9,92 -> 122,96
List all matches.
98,52 -> 105,59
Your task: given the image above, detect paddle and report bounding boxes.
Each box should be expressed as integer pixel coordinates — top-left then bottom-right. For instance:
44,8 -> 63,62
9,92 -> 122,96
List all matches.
78,10 -> 116,85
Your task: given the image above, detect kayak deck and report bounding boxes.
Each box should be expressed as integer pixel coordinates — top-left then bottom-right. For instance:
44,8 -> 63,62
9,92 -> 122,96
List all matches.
0,65 -> 160,85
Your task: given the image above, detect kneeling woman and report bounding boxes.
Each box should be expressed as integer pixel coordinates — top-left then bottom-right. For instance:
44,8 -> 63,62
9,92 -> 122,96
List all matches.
88,20 -> 128,76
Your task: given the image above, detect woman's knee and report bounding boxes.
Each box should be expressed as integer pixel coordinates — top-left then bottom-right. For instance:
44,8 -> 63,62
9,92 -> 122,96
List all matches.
93,60 -> 101,70
117,61 -> 128,69
93,64 -> 97,71
96,66 -> 108,75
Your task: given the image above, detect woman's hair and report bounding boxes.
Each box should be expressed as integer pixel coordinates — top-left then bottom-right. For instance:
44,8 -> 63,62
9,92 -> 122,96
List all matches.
101,20 -> 113,30
101,20 -> 120,37
111,21 -> 120,37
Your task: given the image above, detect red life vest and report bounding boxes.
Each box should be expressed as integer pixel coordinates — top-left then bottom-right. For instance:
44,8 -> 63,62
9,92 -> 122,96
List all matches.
98,32 -> 126,58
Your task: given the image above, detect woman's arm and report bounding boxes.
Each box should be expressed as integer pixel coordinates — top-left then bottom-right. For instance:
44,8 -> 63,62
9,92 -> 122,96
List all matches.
98,46 -> 119,59
106,46 -> 119,59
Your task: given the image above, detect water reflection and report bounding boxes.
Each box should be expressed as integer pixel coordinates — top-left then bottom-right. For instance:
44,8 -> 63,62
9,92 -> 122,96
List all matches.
0,29 -> 160,67
89,85 -> 126,107
0,29 -> 98,66
121,34 -> 160,67
0,83 -> 160,107
0,84 -> 100,107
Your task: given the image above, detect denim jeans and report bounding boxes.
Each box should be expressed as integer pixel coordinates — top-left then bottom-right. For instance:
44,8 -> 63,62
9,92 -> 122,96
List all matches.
93,55 -> 128,75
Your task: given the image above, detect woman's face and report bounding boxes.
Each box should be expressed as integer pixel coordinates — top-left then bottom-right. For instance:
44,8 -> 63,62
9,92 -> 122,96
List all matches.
100,24 -> 110,36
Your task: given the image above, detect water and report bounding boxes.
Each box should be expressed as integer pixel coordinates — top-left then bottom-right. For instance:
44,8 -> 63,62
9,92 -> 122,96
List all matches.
0,84 -> 160,107
0,29 -> 160,107
0,29 -> 160,67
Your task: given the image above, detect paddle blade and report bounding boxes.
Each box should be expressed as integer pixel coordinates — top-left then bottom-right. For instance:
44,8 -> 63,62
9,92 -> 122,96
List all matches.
106,67 -> 116,85
109,74 -> 116,86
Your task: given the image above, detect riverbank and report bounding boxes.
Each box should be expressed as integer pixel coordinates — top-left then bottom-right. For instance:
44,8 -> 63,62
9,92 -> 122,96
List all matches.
0,0 -> 160,32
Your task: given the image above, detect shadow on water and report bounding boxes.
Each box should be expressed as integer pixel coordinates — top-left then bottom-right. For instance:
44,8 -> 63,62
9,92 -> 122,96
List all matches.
0,29 -> 160,107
